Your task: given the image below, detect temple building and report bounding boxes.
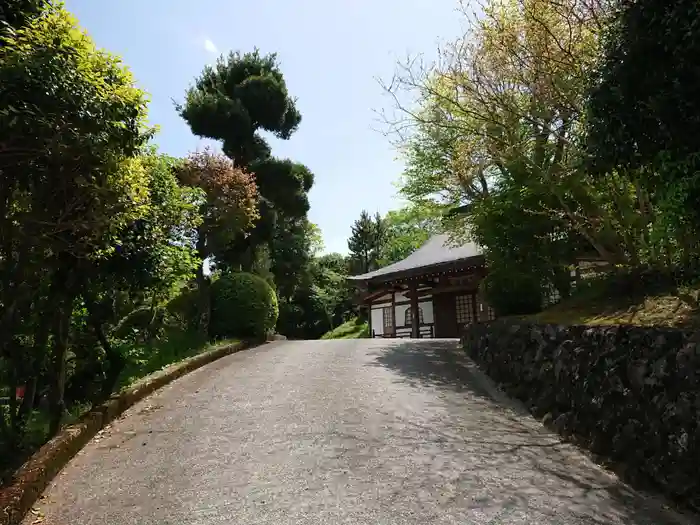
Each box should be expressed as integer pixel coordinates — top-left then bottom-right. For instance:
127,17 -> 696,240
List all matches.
347,234 -> 495,339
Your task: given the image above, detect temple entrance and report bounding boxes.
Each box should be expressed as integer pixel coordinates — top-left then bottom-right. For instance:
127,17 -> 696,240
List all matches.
432,292 -> 479,338
348,234 -> 493,339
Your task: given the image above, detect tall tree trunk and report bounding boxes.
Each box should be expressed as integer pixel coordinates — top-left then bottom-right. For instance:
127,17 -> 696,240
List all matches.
47,263 -> 76,437
95,321 -> 124,403
7,364 -> 18,447
18,298 -> 54,422
633,178 -> 655,263
196,227 -> 211,338
48,296 -> 74,436
84,295 -> 126,403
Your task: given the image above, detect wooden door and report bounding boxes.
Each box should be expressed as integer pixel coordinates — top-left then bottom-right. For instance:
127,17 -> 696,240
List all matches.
382,307 -> 394,336
455,293 -> 478,335
433,292 -> 478,338
433,293 -> 458,338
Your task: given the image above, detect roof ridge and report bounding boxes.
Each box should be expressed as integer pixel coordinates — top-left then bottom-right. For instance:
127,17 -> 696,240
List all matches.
347,233 -> 483,282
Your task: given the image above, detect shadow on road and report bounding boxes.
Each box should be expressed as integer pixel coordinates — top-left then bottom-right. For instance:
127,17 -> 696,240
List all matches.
366,339 -> 698,525
368,339 -> 513,395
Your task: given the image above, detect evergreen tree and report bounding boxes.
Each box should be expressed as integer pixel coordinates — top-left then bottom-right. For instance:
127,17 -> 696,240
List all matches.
178,49 -> 312,269
347,210 -> 386,274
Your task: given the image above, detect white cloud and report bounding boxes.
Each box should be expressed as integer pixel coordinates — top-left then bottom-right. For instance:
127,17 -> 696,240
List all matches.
203,38 -> 218,54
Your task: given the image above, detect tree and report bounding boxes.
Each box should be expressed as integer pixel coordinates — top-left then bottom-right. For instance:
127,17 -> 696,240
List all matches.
315,252 -> 348,276
175,148 -> 259,335
587,0 -> 700,261
77,151 -> 203,400
379,203 -> 444,266
228,158 -> 313,269
0,0 -> 46,39
347,210 -> 386,274
268,218 -> 326,338
379,0 -> 676,311
312,253 -> 354,329
178,51 -> 311,268
276,249 -> 355,340
269,216 -> 314,300
588,0 -> 700,173
0,4 -> 154,435
306,222 -> 325,256
179,49 -> 301,166
385,0 -> 625,254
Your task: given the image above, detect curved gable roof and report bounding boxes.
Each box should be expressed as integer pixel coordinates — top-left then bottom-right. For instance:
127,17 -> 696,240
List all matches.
347,234 -> 483,283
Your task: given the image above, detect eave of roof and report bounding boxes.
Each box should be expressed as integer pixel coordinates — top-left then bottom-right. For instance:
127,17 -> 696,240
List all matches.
347,234 -> 483,284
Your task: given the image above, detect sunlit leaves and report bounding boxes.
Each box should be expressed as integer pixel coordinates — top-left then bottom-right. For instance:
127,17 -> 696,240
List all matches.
176,148 -> 259,255
0,3 -> 192,448
378,204 -> 445,266
0,3 -> 153,256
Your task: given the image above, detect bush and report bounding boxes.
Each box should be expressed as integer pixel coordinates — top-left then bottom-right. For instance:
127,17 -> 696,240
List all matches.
210,272 -> 278,339
166,286 -> 199,329
482,266 -> 544,316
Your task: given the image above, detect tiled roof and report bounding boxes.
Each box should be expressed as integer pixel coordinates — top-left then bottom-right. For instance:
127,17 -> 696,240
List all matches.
347,234 -> 483,282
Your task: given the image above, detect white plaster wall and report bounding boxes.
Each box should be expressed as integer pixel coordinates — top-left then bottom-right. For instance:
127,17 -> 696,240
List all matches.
370,308 -> 384,336
421,299 -> 434,323
395,303 -> 410,327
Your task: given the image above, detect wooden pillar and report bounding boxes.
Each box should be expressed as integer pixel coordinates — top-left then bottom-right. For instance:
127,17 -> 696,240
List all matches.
367,301 -> 373,338
391,291 -> 397,337
410,283 -> 419,338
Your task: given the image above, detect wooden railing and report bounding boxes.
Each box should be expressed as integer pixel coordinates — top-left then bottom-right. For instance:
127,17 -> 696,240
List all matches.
372,324 -> 434,339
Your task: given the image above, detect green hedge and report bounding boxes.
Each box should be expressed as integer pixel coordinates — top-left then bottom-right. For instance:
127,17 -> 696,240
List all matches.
210,272 -> 278,339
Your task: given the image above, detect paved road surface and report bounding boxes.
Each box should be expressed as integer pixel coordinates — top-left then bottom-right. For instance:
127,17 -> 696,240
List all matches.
29,339 -> 697,525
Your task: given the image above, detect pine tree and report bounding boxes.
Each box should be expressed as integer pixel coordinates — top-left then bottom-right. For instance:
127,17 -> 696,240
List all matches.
347,210 -> 386,274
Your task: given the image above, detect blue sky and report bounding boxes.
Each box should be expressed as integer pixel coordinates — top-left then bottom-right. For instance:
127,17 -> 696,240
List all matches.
64,0 -> 464,254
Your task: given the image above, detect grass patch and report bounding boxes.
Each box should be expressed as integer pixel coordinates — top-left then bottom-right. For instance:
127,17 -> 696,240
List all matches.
525,270 -> 700,328
320,317 -> 369,339
1,330 -> 237,485
116,328 -> 210,389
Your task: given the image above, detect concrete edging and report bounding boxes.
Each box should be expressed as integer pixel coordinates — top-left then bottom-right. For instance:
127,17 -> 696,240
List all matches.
0,339 -> 254,525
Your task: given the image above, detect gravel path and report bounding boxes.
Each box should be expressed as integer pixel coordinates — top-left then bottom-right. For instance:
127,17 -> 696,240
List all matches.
28,339 -> 698,525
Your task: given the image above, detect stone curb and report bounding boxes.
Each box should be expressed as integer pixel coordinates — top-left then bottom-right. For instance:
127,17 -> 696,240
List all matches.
0,339 -> 256,525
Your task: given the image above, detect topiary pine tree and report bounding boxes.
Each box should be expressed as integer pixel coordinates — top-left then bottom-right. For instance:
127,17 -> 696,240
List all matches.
178,49 -> 301,166
178,49 -> 313,269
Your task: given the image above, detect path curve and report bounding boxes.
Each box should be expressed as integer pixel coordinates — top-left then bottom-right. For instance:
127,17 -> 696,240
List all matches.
29,339 -> 698,524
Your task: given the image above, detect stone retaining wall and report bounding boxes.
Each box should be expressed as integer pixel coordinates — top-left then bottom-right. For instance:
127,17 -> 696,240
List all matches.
462,321 -> 700,510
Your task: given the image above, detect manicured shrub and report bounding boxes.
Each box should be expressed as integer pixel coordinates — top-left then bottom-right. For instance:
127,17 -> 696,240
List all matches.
210,272 -> 278,339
